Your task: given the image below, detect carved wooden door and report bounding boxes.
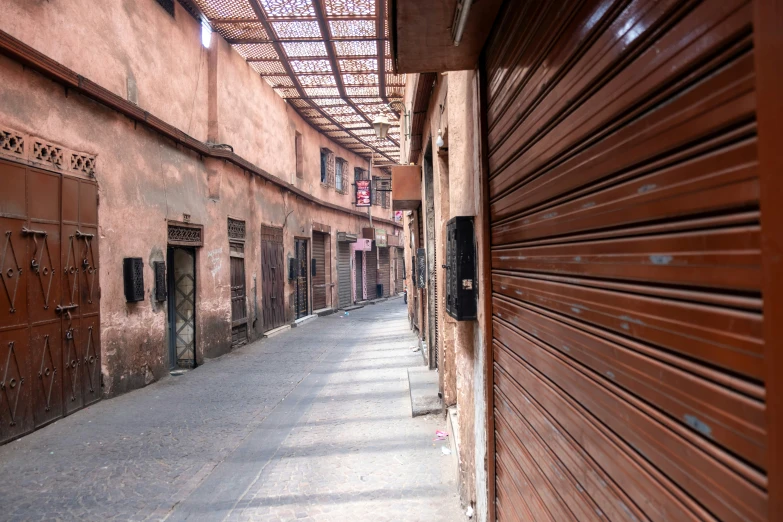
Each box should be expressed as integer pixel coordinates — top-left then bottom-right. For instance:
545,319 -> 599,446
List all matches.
261,226 -> 285,332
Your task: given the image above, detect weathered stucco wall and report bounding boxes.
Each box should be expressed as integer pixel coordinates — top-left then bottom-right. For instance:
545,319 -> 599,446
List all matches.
402,70 -> 485,513
1,0 -> 210,141
0,0 -> 398,398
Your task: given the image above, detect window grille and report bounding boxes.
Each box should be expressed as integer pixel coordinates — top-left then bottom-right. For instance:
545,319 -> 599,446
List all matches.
168,223 -> 203,246
372,176 -> 379,206
295,132 -> 303,179
320,148 -> 335,187
228,218 -> 246,241
336,158 -> 348,193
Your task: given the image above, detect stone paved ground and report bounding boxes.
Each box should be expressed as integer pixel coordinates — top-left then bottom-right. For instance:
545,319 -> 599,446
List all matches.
0,299 -> 464,522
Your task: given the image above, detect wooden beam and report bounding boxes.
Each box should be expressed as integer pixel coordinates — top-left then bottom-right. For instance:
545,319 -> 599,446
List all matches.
247,0 -> 396,163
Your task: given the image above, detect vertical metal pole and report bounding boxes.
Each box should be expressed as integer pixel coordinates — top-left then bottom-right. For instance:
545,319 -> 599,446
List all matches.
368,153 -> 374,227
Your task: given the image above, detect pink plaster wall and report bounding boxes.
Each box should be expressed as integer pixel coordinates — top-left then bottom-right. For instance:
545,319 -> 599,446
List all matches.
0,0 -> 399,398
1,0 -> 211,141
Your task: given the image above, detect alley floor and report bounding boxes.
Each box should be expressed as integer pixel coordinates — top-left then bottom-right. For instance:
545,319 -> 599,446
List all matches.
0,300 -> 463,522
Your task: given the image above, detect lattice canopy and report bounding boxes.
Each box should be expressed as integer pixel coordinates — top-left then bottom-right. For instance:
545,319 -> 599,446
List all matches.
185,0 -> 403,166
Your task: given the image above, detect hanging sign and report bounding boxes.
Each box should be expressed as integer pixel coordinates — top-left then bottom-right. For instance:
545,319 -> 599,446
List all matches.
376,228 -> 388,247
394,211 -> 403,222
355,180 -> 371,207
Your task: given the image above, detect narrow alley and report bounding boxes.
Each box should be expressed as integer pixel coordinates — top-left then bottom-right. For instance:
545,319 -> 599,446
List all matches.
0,300 -> 462,521
2,0 -> 782,520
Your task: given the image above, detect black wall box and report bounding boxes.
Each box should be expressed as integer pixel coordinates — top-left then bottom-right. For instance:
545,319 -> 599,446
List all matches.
123,257 -> 145,303
445,216 -> 476,321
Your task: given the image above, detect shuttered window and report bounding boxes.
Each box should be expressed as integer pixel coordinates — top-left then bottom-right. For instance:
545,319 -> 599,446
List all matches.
484,1 -> 767,521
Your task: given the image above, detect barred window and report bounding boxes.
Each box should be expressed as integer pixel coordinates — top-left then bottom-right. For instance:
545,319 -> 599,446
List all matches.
354,167 -> 367,181
295,132 -> 303,179
335,158 -> 348,193
371,176 -> 379,206
320,148 -> 334,187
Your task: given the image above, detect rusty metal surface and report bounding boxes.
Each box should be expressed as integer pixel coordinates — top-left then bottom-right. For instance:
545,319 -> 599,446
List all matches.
484,0 -> 767,520
0,159 -> 100,444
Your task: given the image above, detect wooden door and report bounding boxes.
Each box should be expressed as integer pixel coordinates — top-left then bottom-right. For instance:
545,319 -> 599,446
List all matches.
294,238 -> 308,319
312,232 -> 327,310
229,249 -> 247,347
337,241 -> 351,308
483,1 -> 767,521
261,226 -> 285,332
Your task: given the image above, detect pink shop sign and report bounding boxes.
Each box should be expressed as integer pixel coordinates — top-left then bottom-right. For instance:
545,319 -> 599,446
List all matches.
351,238 -> 372,252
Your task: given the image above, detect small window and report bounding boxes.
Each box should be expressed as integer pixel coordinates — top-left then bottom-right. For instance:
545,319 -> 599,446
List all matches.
295,132 -> 303,179
335,158 -> 348,193
155,0 -> 175,17
372,176 -> 379,206
320,148 -> 334,187
354,167 -> 367,181
320,150 -> 328,184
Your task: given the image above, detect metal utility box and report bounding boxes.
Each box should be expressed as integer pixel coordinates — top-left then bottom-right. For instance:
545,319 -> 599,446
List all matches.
123,257 -> 145,303
445,216 -> 476,321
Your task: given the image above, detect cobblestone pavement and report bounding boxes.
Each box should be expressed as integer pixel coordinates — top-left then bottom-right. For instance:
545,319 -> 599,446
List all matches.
0,299 -> 464,522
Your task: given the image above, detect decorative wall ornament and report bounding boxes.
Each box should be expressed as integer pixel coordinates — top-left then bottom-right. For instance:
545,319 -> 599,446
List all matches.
0,129 -> 24,158
33,141 -> 64,169
0,124 -> 98,177
168,223 -> 203,247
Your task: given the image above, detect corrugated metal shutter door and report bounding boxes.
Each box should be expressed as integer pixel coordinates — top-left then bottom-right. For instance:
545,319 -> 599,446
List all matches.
379,247 -> 391,297
338,241 -> 351,308
484,1 -> 766,521
366,243 -> 378,299
312,232 -> 326,310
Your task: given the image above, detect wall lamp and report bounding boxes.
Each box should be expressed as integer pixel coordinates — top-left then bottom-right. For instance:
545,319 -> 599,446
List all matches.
387,100 -> 411,139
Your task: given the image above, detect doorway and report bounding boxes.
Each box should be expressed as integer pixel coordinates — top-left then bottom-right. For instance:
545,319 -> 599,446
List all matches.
167,247 -> 196,369
261,226 -> 285,331
312,231 -> 328,311
294,238 -> 308,319
354,250 -> 363,301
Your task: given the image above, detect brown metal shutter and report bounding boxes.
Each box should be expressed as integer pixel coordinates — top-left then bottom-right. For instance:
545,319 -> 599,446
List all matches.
366,243 -> 378,299
396,248 -> 404,294
337,241 -> 351,308
484,1 -> 766,521
312,232 -> 327,310
379,247 -> 391,297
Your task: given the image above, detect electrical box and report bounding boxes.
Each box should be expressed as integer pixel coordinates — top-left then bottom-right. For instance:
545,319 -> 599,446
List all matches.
153,261 -> 167,302
445,216 -> 476,321
123,257 -> 145,303
311,258 -> 317,277
288,257 -> 297,281
416,248 -> 427,289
